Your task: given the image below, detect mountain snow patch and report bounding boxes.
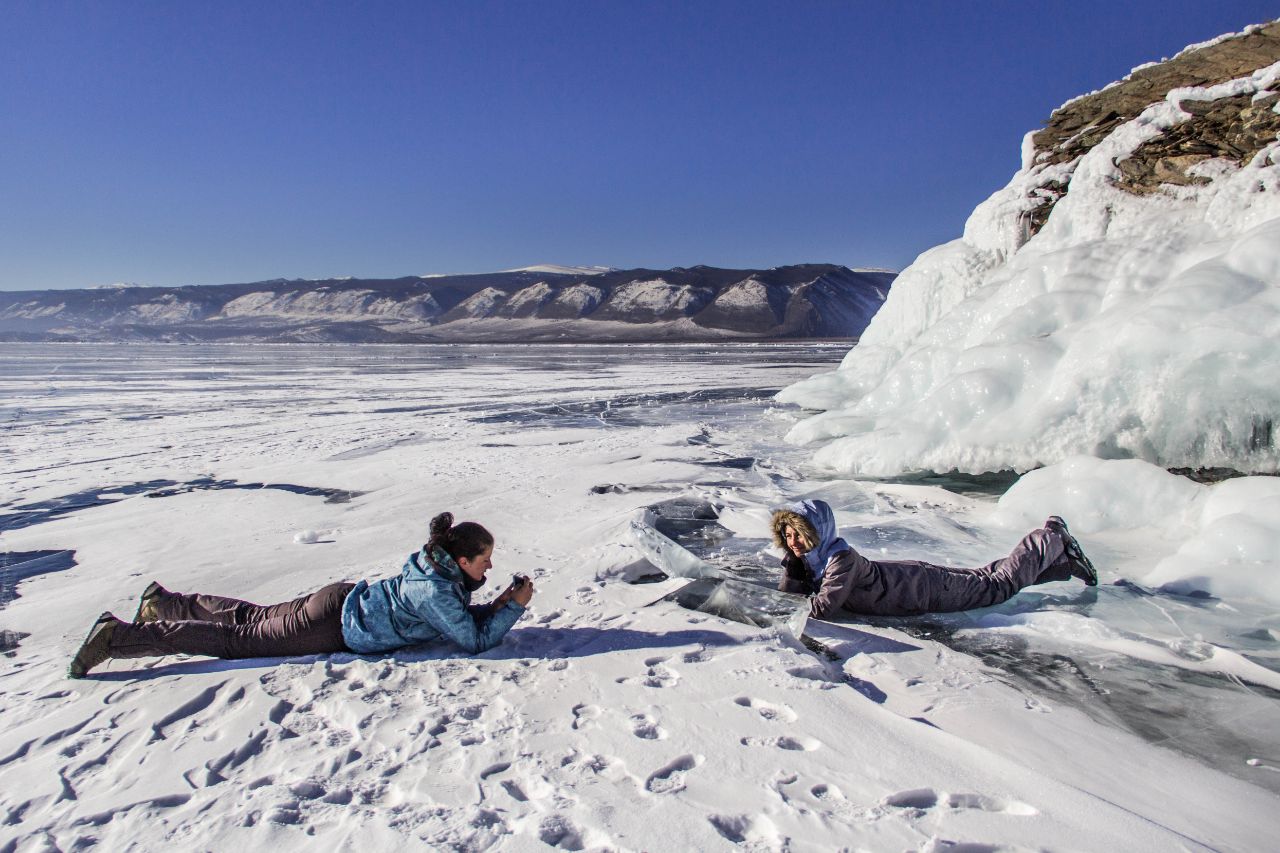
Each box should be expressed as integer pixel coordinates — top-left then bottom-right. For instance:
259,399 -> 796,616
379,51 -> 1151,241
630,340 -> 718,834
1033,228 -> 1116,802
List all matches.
713,278 -> 772,310
221,289 -> 439,321
453,287 -> 508,319
552,283 -> 605,315
603,280 -> 713,318
501,281 -> 554,317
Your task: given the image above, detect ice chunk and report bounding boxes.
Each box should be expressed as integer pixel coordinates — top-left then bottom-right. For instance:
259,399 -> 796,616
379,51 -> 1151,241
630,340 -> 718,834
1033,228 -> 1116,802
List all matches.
631,513 -> 809,636
629,517 -> 721,580
661,577 -> 809,638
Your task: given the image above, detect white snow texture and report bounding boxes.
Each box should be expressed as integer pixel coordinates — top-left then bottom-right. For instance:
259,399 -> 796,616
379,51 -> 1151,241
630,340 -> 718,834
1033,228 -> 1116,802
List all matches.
780,61 -> 1280,479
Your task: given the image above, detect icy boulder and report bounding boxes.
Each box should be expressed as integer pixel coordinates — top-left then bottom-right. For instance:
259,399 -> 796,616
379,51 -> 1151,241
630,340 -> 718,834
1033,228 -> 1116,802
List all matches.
781,23 -> 1280,477
993,456 -> 1280,606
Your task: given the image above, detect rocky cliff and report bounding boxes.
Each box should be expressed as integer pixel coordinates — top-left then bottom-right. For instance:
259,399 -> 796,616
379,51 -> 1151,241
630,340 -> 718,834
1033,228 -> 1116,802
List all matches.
0,265 -> 893,343
1022,21 -> 1280,238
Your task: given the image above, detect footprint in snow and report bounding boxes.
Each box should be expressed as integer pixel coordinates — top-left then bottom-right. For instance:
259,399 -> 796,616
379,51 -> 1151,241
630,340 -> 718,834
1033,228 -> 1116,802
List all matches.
645,754 -> 702,794
882,787 -> 1037,816
733,696 -> 798,723
616,656 -> 680,689
739,735 -> 821,752
707,813 -> 781,846
811,783 -> 845,801
630,713 -> 666,740
537,814 -> 587,850
571,704 -> 601,731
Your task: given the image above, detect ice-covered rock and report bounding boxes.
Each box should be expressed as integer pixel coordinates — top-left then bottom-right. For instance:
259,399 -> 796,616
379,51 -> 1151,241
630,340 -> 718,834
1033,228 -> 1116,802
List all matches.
993,455 -> 1280,605
781,23 -> 1280,477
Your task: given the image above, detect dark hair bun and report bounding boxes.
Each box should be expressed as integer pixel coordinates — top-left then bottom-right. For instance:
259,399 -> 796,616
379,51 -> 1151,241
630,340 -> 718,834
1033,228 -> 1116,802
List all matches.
429,512 -> 454,540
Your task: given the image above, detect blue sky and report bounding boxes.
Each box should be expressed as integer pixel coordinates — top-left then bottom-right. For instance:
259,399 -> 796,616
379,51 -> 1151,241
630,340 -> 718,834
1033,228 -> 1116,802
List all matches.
2,1 -> 1276,291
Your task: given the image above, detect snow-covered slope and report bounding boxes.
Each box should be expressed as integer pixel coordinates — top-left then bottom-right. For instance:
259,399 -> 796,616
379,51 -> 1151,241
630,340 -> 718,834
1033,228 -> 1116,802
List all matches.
781,22 -> 1280,477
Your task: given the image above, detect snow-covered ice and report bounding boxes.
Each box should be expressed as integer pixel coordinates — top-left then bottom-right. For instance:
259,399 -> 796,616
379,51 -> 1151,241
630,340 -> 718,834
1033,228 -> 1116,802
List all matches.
779,61 -> 1280,479
2,342 -> 1278,850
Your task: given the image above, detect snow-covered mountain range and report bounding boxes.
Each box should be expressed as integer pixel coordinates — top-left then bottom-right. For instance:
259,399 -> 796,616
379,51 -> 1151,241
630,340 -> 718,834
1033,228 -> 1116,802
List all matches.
0,265 -> 893,343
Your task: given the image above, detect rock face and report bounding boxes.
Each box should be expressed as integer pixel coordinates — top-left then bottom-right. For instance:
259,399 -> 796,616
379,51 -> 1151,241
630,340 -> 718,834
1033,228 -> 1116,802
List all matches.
1022,22 -> 1280,238
0,265 -> 893,343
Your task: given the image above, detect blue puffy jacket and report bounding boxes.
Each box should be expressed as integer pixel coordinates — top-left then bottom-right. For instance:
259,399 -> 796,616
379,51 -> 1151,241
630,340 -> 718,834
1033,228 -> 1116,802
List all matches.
340,545 -> 525,655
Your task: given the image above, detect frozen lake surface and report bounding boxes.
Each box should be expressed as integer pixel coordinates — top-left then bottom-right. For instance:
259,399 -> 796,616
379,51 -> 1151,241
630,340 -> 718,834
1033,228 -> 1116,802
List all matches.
2,342 -> 1277,850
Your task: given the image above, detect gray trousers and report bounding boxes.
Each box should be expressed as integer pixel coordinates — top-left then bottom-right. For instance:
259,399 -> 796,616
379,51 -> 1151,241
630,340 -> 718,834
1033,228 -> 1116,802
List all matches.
109,582 -> 355,661
792,527 -> 1074,617
910,528 -> 1072,612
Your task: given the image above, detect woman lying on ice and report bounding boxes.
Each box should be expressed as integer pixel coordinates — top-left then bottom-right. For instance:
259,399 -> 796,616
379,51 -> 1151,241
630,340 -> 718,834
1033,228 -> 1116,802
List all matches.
68,512 -> 533,678
772,500 -> 1097,618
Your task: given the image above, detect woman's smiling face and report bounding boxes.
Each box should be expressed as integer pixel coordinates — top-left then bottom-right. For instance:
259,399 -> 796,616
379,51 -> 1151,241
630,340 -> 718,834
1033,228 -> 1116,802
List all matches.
784,525 -> 811,556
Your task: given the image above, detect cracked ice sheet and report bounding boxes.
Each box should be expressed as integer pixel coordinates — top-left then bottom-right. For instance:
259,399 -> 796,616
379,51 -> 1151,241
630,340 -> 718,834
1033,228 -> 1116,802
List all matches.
0,342 -> 1276,851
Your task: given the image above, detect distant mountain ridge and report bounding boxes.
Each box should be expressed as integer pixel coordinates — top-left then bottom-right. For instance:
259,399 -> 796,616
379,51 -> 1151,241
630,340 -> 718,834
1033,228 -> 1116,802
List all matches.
0,264 -> 893,343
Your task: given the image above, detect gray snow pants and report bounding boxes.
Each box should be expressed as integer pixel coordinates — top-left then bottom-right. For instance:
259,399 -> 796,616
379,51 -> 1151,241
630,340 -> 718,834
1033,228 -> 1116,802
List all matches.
905,527 -> 1073,613
109,582 -> 355,661
793,527 -> 1074,617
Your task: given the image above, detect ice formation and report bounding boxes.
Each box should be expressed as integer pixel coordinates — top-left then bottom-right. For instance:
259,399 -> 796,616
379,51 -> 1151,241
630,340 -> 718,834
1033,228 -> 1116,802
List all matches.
781,55 -> 1280,478
993,455 -> 1280,604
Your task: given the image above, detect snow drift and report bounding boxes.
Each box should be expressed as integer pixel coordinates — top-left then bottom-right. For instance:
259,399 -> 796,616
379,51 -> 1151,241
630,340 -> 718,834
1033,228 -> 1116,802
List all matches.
781,23 -> 1280,478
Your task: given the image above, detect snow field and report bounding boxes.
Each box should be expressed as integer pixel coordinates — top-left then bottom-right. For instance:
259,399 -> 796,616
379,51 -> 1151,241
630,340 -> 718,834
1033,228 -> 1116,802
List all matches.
1,344 -> 1277,850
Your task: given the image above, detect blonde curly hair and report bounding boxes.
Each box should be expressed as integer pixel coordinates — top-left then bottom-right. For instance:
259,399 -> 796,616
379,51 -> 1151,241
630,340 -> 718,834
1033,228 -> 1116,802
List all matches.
770,509 -> 818,554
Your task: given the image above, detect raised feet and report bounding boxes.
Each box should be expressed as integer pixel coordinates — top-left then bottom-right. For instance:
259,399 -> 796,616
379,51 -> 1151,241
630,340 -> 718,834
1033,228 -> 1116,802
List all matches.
1045,516 -> 1098,587
133,581 -> 167,624
69,612 -> 120,678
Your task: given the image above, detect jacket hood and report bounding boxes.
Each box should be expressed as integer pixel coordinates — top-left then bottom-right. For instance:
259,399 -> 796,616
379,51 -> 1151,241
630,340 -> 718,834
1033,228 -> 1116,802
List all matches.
420,545 -> 486,591
782,499 -> 850,581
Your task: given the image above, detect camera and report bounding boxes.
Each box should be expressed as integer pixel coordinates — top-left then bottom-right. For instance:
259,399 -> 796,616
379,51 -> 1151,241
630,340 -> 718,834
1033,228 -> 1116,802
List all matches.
511,574 -> 529,591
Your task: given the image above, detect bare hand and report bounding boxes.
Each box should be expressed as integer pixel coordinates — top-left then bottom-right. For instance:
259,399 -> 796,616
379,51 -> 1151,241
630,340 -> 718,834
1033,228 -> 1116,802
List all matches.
490,588 -> 513,612
512,575 -> 534,607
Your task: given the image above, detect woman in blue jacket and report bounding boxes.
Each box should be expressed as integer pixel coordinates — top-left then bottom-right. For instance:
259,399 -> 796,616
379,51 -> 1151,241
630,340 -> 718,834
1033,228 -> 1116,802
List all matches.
69,512 -> 533,678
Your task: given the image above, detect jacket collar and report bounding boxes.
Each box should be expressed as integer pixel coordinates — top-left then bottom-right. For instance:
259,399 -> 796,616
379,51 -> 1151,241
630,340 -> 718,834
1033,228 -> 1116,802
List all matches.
422,545 -> 464,582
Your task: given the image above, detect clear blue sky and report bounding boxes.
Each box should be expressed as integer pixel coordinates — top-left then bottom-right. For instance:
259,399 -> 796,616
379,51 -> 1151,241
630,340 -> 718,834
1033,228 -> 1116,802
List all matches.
2,1 -> 1276,290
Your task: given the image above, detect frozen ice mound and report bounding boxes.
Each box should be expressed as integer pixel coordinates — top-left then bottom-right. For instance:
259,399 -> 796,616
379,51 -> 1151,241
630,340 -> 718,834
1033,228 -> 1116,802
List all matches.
994,456 -> 1280,606
781,63 -> 1280,478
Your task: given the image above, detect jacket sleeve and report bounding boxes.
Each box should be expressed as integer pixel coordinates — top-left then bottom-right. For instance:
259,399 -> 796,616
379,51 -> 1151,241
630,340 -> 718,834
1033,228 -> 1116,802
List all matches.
777,554 -> 814,595
809,550 -> 860,619
421,583 -> 526,654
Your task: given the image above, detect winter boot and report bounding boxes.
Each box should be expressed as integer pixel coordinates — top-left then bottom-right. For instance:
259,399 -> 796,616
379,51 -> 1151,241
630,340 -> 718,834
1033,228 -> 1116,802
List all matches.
68,612 -> 119,678
133,581 -> 167,623
1045,516 -> 1098,586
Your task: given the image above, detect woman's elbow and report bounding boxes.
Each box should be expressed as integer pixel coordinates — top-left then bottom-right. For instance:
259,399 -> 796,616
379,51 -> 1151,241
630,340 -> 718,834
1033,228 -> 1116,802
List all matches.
809,597 -> 840,620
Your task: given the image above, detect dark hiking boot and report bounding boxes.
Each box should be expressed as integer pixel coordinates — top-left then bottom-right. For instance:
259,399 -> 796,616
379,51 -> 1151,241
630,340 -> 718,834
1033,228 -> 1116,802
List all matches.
1045,516 -> 1098,586
68,612 -> 119,678
133,581 -> 167,623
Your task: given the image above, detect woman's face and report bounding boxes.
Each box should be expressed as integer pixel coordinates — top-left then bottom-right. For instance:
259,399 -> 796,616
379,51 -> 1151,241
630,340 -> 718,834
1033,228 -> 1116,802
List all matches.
457,544 -> 494,581
784,525 -> 810,556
